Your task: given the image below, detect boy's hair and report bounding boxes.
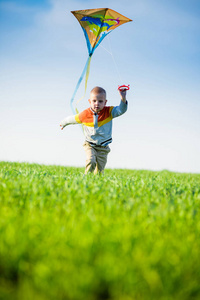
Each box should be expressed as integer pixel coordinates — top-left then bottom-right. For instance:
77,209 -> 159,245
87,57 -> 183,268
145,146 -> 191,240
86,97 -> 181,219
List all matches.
90,86 -> 106,97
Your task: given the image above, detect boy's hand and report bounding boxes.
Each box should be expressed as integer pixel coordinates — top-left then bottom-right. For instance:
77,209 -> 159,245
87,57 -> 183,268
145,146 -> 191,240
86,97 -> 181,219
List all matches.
118,89 -> 127,103
60,124 -> 63,130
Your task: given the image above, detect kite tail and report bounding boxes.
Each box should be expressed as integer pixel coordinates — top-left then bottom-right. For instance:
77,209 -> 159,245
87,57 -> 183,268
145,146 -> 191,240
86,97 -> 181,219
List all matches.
70,55 -> 92,114
76,55 -> 92,112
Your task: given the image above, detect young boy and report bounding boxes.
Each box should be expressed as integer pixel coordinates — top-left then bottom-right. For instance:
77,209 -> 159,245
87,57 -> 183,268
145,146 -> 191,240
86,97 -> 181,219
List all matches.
60,86 -> 128,174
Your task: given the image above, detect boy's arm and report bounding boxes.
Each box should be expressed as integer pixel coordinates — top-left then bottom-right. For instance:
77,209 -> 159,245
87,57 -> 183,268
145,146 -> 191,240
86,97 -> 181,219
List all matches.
119,88 -> 127,103
111,89 -> 128,118
60,115 -> 79,130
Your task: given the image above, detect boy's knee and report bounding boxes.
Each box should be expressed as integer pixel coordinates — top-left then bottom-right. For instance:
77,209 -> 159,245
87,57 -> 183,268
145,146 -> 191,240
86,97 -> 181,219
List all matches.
89,158 -> 96,169
85,156 -> 96,173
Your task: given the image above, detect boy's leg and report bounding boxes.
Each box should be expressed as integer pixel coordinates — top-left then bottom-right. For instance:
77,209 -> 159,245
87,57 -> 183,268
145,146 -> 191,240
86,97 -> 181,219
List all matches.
83,142 -> 97,174
94,146 -> 110,174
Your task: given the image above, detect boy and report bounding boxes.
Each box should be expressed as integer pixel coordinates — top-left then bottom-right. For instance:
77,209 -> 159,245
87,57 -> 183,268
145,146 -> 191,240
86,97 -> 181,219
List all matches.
60,86 -> 128,174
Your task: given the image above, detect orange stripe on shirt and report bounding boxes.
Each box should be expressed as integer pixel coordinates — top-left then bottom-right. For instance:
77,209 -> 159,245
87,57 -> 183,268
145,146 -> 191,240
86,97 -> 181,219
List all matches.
78,108 -> 93,124
98,106 -> 111,121
76,106 -> 114,127
98,106 -> 114,127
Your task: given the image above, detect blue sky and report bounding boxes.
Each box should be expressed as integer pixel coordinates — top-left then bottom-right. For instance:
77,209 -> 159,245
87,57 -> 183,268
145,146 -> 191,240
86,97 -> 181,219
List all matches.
1,0 -> 200,173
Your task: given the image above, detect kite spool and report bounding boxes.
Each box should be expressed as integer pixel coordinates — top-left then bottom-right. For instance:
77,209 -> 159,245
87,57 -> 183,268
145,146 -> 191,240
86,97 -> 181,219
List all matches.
118,84 -> 130,91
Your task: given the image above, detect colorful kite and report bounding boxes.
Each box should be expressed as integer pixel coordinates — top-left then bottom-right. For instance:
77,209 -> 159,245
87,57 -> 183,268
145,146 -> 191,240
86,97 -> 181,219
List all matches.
70,8 -> 132,113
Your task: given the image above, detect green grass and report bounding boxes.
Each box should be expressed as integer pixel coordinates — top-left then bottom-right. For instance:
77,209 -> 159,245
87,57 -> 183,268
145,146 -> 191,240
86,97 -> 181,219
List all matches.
0,161 -> 200,300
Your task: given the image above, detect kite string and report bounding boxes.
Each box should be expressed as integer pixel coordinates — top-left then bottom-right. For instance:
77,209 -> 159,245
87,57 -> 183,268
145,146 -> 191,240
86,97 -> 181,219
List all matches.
100,35 -> 123,83
71,39 -> 122,114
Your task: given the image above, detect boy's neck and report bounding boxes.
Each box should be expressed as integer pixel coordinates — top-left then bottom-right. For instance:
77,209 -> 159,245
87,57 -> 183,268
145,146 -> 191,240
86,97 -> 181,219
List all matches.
90,106 -> 106,114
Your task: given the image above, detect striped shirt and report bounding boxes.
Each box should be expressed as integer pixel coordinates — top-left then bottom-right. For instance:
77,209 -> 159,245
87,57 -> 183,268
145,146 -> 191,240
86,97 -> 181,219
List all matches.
60,100 -> 128,146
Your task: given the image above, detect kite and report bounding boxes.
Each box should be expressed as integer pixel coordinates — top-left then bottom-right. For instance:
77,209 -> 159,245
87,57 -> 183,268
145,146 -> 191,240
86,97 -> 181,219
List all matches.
70,8 -> 132,113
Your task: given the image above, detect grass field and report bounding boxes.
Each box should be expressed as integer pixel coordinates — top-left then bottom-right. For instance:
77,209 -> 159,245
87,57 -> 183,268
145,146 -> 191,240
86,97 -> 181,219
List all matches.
0,161 -> 200,300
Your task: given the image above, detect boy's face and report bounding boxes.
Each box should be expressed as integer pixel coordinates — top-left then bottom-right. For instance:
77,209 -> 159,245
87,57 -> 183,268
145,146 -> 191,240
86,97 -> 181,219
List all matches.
88,92 -> 107,113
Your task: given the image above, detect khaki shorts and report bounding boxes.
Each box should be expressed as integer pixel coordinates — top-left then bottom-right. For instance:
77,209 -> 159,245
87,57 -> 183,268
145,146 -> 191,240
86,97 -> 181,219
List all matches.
83,141 -> 111,174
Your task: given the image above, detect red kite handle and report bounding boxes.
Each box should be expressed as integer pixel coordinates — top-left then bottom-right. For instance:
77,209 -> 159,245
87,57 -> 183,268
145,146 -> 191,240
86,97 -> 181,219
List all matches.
118,84 -> 130,91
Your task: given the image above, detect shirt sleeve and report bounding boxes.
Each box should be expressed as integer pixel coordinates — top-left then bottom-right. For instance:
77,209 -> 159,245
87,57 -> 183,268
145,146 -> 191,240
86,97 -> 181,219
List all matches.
60,114 -> 80,128
111,100 -> 128,119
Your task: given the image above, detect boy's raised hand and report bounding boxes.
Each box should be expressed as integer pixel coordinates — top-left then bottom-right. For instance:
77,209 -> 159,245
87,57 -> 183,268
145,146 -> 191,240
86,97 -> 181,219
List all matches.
118,88 -> 127,103
60,124 -> 64,130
